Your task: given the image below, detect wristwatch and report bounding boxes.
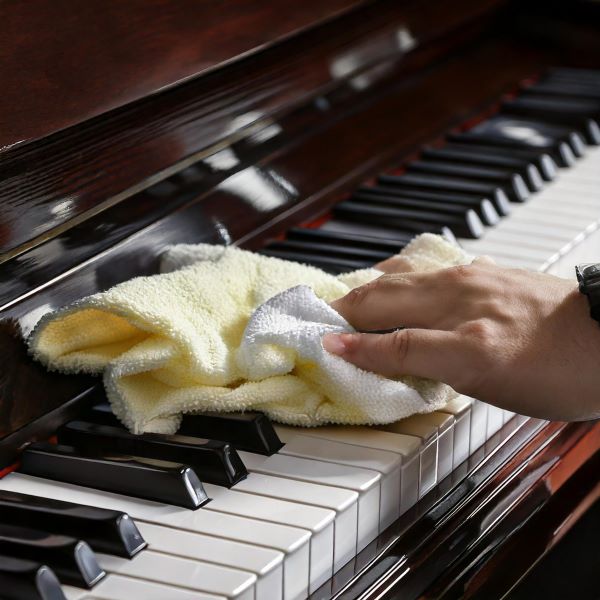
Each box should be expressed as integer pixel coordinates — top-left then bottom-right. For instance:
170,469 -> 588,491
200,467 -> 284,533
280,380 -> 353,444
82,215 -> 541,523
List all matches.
575,263 -> 600,324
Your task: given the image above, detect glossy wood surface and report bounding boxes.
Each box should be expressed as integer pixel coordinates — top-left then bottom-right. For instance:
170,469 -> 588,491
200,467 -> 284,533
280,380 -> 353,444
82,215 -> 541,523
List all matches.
0,0 -> 365,151
0,0 -> 506,263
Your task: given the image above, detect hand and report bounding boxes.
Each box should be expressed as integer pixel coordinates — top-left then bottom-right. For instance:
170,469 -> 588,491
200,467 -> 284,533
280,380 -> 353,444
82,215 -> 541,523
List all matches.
323,260 -> 600,421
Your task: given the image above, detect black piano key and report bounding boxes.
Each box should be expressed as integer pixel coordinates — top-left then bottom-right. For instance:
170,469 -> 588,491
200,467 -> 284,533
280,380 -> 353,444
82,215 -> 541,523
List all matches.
501,96 -> 600,144
406,160 -> 530,203
352,189 -> 499,229
286,227 -> 409,253
357,185 -> 501,224
265,239 -> 390,262
84,401 -> 283,457
319,218 -> 456,245
259,248 -> 373,273
421,145 -> 544,192
0,523 -> 105,588
545,67 -> 600,86
20,441 -> 209,510
0,490 -> 145,558
377,172 -> 510,215
179,412 -> 284,455
365,181 -> 509,218
58,421 -> 247,488
0,555 -> 66,600
445,135 -> 558,180
457,115 -> 583,166
333,200 -> 484,239
523,80 -> 600,102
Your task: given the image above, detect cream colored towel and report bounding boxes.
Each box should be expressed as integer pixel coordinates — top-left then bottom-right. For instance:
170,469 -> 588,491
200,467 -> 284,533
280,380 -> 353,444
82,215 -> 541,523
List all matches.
29,234 -> 471,434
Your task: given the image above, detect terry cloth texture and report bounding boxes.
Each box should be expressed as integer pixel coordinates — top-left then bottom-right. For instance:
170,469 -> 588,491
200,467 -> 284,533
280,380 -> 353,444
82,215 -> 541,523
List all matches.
29,234 -> 472,434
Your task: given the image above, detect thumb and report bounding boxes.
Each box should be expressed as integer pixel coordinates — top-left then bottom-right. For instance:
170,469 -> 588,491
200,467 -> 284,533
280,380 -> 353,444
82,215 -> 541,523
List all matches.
323,329 -> 464,384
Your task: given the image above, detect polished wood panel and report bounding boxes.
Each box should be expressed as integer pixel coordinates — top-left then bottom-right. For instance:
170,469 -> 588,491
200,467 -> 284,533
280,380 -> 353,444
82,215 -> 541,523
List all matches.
0,0 -> 507,263
0,0 -> 364,150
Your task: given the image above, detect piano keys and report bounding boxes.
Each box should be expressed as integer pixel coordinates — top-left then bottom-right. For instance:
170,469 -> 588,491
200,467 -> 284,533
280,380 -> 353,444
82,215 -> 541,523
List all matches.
1,1 -> 600,598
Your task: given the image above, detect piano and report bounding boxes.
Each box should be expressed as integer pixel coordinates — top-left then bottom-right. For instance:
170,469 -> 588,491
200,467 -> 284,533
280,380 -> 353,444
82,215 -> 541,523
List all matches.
1,0 -> 599,598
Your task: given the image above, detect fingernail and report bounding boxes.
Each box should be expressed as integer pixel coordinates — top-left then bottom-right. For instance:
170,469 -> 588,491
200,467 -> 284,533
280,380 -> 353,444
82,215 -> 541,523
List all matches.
323,333 -> 348,355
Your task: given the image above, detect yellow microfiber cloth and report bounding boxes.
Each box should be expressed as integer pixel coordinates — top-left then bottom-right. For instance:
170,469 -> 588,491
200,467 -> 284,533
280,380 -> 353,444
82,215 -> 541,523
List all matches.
29,233 -> 470,434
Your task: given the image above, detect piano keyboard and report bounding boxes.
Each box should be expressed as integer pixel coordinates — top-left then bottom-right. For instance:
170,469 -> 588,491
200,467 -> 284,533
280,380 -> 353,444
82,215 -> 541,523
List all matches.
1,68 -> 599,600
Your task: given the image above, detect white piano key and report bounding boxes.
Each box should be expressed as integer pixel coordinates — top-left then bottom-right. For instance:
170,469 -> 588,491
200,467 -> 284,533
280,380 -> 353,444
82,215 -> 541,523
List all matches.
504,213 -> 595,237
461,240 -> 559,266
63,574 -> 224,600
0,473 -> 310,600
376,418 -> 438,499
491,219 -> 582,243
485,404 -> 505,439
535,190 -> 600,210
502,410 -> 516,425
463,230 -> 573,255
274,430 -> 402,533
96,550 -> 255,600
513,206 -> 598,232
233,472 -> 358,573
415,412 -> 455,482
137,522 -> 283,600
284,425 -> 421,516
469,400 -> 488,455
239,451 -> 380,553
437,396 -> 473,469
203,483 -> 335,593
484,254 -> 544,270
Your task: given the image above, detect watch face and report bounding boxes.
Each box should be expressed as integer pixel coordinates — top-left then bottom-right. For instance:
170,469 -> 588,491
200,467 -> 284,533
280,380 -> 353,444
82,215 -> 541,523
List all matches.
580,263 -> 600,279
578,263 -> 600,296
577,263 -> 600,283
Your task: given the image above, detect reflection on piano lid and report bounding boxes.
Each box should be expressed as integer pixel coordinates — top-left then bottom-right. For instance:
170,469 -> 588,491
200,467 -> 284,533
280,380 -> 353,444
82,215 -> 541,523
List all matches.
1,1 -> 600,599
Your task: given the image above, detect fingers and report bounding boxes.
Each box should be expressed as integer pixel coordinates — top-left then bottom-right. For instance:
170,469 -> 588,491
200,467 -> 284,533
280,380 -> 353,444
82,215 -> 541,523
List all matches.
332,261 -> 502,332
323,329 -> 465,384
374,255 -> 415,274
472,255 -> 496,266
330,272 -> 447,331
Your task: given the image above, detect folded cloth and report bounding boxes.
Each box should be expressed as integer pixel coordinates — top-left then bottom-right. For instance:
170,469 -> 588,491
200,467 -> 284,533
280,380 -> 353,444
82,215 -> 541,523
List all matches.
29,233 -> 471,434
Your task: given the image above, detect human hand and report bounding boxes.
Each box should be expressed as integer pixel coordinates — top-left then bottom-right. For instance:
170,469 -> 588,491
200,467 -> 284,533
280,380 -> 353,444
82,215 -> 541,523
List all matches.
323,260 -> 600,421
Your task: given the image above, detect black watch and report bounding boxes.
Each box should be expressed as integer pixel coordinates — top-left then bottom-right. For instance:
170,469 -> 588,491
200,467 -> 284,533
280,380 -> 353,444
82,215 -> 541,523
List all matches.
575,263 -> 600,324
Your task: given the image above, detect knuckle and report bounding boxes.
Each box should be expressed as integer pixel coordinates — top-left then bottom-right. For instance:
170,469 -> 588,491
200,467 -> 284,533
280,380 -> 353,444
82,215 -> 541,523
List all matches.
343,283 -> 371,310
444,264 -> 474,284
387,329 -> 411,363
343,275 -> 394,309
460,319 -> 494,345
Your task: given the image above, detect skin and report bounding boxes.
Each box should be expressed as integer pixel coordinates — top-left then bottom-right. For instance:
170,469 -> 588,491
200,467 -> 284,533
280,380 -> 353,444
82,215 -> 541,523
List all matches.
323,257 -> 600,422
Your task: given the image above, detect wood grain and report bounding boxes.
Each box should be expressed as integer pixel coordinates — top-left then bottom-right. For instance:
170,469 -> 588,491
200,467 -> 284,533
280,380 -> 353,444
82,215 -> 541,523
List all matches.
0,0 -> 365,150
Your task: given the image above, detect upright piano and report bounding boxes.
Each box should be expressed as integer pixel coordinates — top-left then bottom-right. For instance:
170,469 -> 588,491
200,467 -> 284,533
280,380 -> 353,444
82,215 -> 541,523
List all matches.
1,0 -> 599,598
